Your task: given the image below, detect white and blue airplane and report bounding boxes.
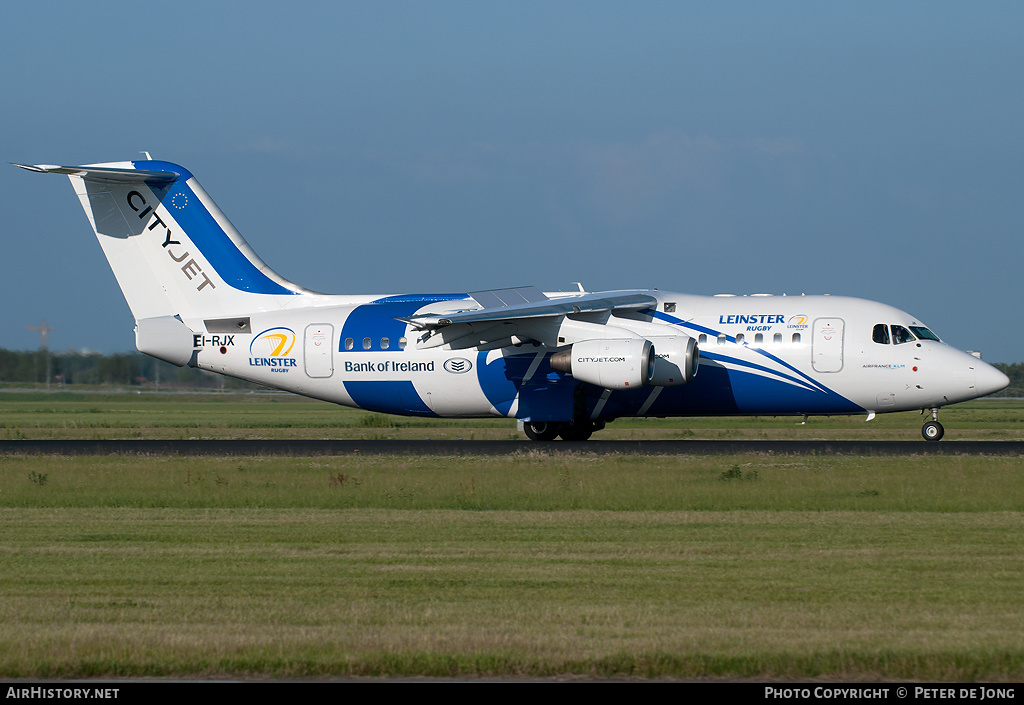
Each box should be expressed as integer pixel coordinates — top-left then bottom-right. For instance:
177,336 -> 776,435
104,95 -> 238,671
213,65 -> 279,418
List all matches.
17,158 -> 1009,440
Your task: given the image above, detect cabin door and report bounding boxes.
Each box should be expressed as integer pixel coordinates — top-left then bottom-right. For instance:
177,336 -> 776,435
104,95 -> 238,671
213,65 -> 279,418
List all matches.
304,324 -> 334,378
812,318 -> 844,372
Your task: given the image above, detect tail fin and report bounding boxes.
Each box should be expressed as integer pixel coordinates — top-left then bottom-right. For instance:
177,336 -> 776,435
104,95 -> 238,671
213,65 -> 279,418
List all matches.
15,159 -> 311,324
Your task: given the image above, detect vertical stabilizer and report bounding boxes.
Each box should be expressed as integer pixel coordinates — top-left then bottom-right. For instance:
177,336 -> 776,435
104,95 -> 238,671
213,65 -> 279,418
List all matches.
15,160 -> 310,324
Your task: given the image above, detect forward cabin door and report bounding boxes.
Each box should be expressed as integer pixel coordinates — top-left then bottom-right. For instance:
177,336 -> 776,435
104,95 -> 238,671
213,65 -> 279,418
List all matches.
812,318 -> 844,372
304,324 -> 334,378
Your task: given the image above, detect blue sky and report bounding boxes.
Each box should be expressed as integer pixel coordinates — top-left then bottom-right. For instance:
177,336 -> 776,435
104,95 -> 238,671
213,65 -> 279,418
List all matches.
3,2 -> 1022,361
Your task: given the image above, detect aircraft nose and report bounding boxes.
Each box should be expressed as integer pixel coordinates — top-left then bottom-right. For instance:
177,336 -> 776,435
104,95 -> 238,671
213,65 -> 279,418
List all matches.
974,362 -> 1010,397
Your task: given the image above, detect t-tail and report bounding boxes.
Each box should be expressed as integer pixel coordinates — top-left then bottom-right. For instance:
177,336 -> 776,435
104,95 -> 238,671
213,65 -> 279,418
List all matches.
15,159 -> 314,365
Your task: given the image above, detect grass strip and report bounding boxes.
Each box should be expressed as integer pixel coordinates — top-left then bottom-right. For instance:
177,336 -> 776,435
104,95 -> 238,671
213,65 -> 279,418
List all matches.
1,508 -> 1022,679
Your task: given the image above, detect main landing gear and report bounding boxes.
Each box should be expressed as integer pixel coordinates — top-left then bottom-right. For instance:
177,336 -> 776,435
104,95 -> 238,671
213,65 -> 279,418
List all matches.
522,420 -> 605,442
522,383 -> 606,441
522,421 -> 561,441
922,407 -> 944,441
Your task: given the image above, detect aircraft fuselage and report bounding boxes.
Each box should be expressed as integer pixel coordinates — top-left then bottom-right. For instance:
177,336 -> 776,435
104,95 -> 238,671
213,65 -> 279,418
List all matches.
191,291 -> 1002,424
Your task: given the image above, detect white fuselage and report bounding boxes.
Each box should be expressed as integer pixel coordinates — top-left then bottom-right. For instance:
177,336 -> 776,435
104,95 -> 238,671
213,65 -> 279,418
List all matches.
189,291 -> 1005,422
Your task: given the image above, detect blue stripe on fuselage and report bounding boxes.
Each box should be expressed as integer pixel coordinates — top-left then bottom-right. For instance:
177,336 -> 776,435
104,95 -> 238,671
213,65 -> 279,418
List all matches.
340,300 -> 451,352
584,308 -> 861,418
585,361 -> 863,419
340,300 -> 463,414
645,308 -> 834,396
371,294 -> 468,304
698,350 -> 820,393
344,380 -> 436,416
476,350 -> 570,418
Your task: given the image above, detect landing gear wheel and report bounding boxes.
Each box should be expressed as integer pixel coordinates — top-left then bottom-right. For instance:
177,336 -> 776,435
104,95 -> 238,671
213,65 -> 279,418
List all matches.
523,422 -> 560,441
558,420 -> 594,442
922,420 -> 944,442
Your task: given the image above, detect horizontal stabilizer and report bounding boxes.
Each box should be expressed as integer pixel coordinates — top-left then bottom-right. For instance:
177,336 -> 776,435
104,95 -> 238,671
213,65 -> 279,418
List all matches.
12,163 -> 179,184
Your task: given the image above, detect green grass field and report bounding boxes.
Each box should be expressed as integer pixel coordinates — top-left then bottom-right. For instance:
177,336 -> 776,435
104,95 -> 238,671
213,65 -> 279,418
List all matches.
1,390 -> 1022,441
0,392 -> 1022,679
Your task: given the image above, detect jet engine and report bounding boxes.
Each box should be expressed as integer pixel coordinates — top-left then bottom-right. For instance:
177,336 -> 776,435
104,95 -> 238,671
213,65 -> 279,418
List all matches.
648,335 -> 699,386
549,338 -> 655,390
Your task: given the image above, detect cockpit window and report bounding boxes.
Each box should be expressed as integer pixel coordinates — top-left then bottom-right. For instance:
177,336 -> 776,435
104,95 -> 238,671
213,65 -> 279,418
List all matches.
872,324 -> 890,344
910,326 -> 940,342
891,325 -> 916,345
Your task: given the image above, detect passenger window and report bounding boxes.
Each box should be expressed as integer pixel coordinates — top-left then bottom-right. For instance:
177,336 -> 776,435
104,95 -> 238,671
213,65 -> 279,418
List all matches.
773,333 -> 782,345
754,333 -> 763,345
792,333 -> 801,344
872,324 -> 890,345
362,337 -> 371,350
399,337 -> 407,350
345,338 -> 354,350
381,337 -> 390,350
735,333 -> 745,344
891,325 -> 915,345
717,334 -> 727,346
698,334 -> 707,345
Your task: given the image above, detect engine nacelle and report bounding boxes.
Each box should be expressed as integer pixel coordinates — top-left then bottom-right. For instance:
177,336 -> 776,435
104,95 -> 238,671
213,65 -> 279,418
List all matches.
549,338 -> 655,390
648,335 -> 699,386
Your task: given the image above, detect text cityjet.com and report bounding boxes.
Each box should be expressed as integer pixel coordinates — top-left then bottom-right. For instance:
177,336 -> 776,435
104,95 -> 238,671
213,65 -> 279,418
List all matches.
6,688 -> 119,700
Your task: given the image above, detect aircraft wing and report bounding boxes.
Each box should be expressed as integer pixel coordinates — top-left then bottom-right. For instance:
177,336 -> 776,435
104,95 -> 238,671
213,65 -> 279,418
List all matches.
400,287 -> 658,329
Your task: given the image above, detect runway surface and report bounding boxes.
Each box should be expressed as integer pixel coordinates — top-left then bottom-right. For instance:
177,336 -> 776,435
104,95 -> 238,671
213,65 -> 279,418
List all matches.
1,439 -> 1022,456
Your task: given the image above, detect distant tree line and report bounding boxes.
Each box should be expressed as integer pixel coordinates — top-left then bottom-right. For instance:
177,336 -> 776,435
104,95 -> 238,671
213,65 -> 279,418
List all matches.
992,363 -> 1024,397
0,348 -> 261,390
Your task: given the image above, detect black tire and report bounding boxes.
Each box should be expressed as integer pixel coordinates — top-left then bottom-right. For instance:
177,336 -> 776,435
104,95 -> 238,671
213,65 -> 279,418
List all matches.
558,420 -> 594,442
922,420 -> 944,441
523,421 -> 561,441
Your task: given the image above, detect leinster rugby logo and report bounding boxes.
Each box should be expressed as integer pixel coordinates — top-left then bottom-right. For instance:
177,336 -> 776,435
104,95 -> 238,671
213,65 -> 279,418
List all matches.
249,327 -> 297,372
443,357 -> 472,374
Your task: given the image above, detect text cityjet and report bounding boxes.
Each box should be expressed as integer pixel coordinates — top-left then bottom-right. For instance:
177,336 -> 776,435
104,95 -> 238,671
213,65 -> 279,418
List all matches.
126,190 -> 215,293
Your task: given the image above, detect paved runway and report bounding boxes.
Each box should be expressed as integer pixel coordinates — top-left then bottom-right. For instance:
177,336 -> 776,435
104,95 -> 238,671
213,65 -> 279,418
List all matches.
1,439 -> 1022,456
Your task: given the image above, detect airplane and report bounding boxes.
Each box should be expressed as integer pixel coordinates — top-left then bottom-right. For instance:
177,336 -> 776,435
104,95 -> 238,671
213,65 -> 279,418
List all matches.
16,158 -> 1009,441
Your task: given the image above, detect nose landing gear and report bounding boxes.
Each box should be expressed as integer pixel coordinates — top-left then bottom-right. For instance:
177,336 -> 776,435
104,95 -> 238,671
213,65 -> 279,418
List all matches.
922,408 -> 945,441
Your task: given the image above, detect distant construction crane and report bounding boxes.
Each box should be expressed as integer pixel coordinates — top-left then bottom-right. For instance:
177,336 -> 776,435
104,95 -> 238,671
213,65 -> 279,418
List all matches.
26,319 -> 53,388
27,319 -> 52,349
